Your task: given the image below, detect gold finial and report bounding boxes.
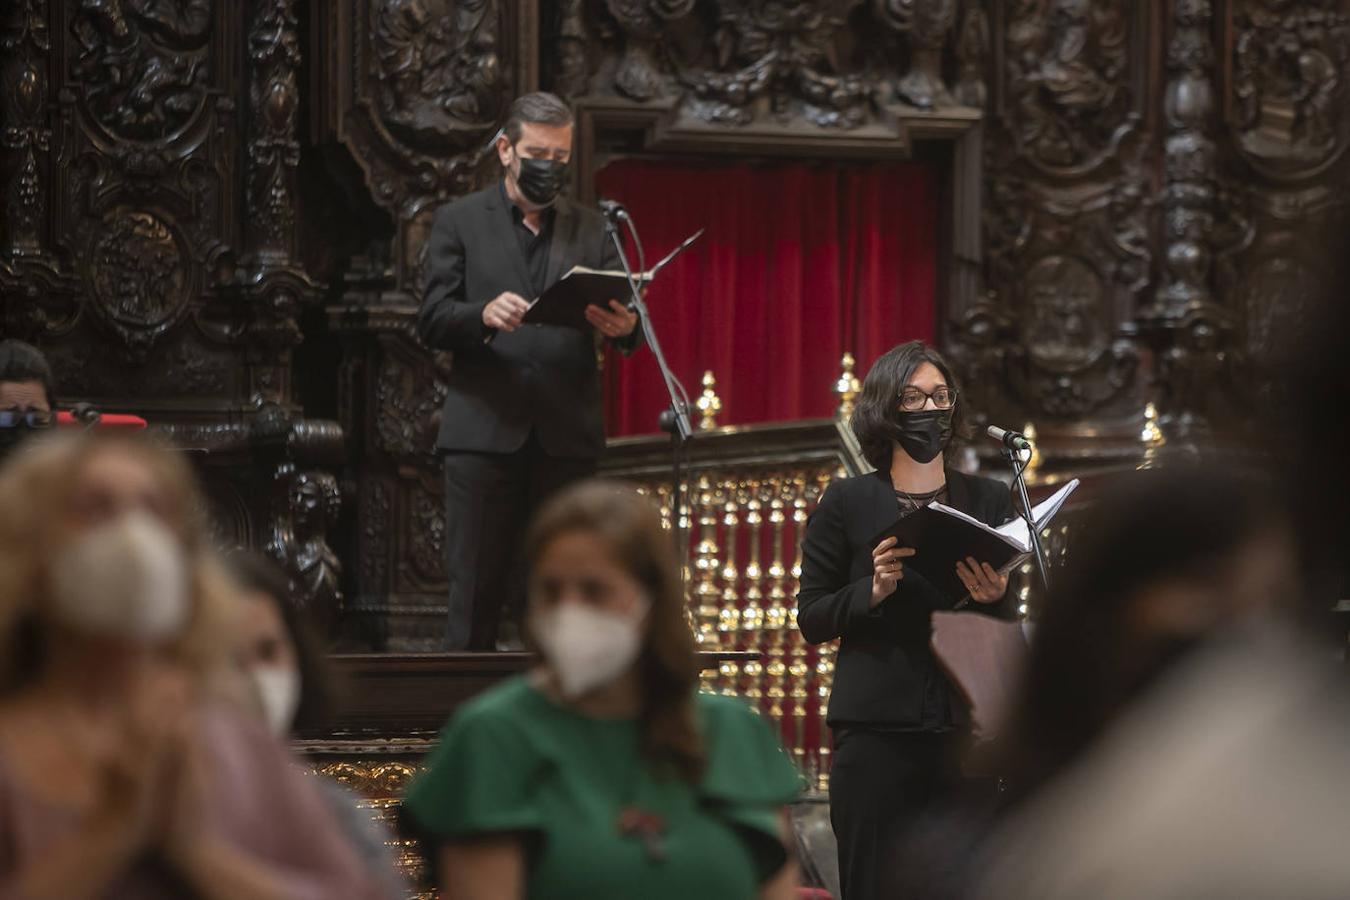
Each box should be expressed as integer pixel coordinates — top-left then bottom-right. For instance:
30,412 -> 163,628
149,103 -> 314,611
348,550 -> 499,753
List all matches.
696,370 -> 722,430
1021,421 -> 1042,474
1141,402 -> 1164,445
835,353 -> 861,420
1138,402 -> 1166,470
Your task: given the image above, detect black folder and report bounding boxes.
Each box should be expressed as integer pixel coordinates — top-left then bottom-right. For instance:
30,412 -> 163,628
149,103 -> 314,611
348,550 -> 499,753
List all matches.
520,227 -> 705,332
520,267 -> 651,330
869,479 -> 1078,605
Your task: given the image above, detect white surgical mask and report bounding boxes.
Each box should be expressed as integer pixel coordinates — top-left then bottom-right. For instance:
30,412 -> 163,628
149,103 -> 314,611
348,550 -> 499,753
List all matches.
49,511 -> 190,643
251,665 -> 302,736
529,599 -> 648,699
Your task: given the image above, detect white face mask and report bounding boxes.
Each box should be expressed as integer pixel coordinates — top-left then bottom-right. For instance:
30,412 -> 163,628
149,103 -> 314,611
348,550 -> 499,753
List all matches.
250,665 -> 301,736
529,599 -> 648,700
49,511 -> 190,643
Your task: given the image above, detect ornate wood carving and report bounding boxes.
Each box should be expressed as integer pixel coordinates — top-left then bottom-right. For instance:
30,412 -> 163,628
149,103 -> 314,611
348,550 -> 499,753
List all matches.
960,0 -> 1154,433
1229,0 -> 1350,181
316,0 -> 534,288
999,0 -> 1138,174
1,0 -> 50,259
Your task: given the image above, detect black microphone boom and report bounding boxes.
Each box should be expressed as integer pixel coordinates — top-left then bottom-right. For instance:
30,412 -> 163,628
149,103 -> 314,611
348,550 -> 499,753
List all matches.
987,425 -> 1033,452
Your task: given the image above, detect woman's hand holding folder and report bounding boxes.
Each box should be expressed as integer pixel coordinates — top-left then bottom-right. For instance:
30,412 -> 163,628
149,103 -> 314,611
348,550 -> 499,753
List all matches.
955,556 -> 1009,604
870,536 -> 917,608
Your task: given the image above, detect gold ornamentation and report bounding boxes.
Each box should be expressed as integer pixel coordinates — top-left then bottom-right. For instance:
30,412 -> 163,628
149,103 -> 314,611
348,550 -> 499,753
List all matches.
696,370 -> 722,430
692,476 -> 723,691
1139,401 -> 1166,470
1021,421 -> 1042,475
834,353 -> 861,419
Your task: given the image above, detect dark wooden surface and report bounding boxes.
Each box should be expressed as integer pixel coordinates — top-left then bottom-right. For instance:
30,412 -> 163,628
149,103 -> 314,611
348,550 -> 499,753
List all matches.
306,650 -> 760,740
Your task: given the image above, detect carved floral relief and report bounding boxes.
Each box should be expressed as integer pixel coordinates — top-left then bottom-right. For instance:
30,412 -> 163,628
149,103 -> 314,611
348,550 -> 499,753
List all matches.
1230,0 -> 1350,178
69,0 -> 213,143
1003,0 -> 1135,172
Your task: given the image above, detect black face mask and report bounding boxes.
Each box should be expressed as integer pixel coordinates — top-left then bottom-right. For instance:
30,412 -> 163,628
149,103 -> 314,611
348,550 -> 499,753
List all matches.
892,408 -> 954,464
514,153 -> 568,207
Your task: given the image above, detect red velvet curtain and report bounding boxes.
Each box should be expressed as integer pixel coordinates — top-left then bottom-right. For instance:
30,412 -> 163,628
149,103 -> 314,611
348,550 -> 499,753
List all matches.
594,160 -> 939,436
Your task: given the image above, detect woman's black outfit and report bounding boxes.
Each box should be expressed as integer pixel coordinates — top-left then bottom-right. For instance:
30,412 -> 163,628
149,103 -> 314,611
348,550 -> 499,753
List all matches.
797,469 -> 1014,900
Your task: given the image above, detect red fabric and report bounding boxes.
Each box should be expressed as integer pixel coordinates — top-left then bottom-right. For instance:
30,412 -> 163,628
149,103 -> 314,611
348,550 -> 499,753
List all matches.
594,160 -> 938,435
56,410 -> 147,429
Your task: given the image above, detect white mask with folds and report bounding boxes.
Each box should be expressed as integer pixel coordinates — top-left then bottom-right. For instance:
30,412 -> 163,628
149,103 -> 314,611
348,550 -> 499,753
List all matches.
49,511 -> 191,644
529,597 -> 649,699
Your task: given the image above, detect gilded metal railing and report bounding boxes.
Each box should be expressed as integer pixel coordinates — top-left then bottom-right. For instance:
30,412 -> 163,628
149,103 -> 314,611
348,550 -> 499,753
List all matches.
600,409 -> 867,790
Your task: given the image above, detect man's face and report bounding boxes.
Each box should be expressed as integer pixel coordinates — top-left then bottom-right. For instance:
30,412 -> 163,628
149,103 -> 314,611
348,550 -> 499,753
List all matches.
0,379 -> 53,460
498,121 -> 573,210
0,379 -> 50,417
498,121 -> 573,169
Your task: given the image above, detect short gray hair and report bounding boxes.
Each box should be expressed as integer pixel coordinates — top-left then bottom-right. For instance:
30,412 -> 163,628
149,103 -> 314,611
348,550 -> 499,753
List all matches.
503,92 -> 574,143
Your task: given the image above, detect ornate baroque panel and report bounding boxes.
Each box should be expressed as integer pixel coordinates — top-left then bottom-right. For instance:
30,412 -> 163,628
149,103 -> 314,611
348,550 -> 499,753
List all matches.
1213,0 -> 1350,422
0,0 -> 345,620
958,0 -> 1156,435
546,0 -> 991,133
313,0 -> 537,290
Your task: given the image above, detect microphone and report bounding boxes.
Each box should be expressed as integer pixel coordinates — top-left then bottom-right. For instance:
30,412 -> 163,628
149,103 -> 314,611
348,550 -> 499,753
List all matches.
987,425 -> 1033,452
598,198 -> 628,223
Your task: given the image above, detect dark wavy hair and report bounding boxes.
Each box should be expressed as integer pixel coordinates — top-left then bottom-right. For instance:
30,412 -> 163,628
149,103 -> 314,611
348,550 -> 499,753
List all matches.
849,341 -> 969,471
0,339 -> 55,408
225,550 -> 336,734
527,480 -> 704,782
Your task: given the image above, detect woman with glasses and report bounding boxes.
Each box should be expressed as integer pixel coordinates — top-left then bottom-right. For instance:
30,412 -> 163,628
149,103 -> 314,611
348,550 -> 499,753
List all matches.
796,341 -> 1015,900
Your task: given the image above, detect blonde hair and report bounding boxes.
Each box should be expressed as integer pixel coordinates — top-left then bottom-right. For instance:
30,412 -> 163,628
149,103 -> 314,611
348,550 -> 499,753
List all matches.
0,430 -> 239,692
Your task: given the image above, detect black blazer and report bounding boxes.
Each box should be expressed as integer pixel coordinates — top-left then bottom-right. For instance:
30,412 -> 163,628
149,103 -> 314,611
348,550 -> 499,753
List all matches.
417,185 -> 641,459
797,469 -> 1016,729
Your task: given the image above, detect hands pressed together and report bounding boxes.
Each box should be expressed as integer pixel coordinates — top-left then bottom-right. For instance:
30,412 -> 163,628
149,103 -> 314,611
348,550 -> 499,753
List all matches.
870,538 -> 1009,608
90,666 -> 211,873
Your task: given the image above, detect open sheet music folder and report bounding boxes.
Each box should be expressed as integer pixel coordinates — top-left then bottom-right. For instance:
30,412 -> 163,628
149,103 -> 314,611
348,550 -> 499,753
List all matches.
869,479 -> 1079,606
519,267 -> 652,330
520,227 -> 704,332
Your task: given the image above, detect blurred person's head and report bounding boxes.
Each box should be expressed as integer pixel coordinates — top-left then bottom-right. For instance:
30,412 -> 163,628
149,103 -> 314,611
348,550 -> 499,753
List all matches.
1002,466 -> 1296,796
1283,235 -> 1350,621
227,551 -> 334,735
0,430 -> 236,693
850,341 -> 969,471
526,480 -> 703,780
0,339 -> 56,461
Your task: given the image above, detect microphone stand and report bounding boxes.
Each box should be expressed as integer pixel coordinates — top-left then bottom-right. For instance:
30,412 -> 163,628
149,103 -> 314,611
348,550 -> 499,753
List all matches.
604,213 -> 694,585
1003,446 -> 1052,594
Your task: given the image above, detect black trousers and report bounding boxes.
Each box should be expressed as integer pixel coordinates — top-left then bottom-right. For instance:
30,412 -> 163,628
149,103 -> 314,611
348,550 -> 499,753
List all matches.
441,433 -> 596,650
829,729 -> 963,900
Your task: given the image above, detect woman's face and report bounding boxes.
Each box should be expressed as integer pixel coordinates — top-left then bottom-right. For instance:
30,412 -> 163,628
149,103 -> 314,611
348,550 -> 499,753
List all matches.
903,362 -> 949,409
64,446 -> 176,536
530,529 -> 649,619
234,590 -> 298,676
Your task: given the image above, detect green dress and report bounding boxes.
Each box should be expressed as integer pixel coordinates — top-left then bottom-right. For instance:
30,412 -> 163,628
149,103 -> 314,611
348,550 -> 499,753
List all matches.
403,676 -> 802,900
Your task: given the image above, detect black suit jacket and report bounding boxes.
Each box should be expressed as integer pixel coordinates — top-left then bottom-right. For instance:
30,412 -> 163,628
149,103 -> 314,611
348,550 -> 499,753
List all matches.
797,469 -> 1016,729
418,184 -> 640,459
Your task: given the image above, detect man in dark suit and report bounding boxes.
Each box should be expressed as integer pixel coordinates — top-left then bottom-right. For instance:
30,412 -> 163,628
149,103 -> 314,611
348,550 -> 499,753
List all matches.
418,92 -> 641,650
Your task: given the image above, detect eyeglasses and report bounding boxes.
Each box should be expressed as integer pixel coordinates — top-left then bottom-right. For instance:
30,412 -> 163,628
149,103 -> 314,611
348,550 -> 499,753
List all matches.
898,387 -> 957,411
0,409 -> 54,429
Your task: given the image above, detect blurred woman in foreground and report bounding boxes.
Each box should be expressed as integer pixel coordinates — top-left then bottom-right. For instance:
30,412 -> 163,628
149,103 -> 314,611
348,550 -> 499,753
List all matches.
962,467 -> 1350,899
403,480 -> 801,900
0,431 -> 390,898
